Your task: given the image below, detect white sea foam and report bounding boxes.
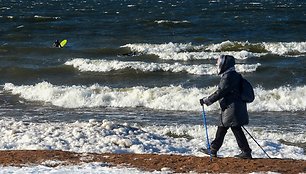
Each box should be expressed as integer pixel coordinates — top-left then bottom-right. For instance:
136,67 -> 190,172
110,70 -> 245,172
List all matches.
0,119 -> 304,160
64,58 -> 260,75
0,119 -> 179,154
3,82 -> 306,112
122,42 -> 264,60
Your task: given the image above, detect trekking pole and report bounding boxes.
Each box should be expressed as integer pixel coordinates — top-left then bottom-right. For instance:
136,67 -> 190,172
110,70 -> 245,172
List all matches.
201,105 -> 212,161
242,126 -> 271,159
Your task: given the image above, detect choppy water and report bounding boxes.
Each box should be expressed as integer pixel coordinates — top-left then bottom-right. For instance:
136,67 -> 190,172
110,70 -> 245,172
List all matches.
0,0 -> 305,159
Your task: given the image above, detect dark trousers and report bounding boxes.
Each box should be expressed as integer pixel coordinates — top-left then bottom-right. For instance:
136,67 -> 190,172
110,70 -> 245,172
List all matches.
211,126 -> 252,153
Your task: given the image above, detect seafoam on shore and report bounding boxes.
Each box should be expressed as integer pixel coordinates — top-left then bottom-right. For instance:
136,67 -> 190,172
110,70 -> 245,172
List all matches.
0,119 -> 304,160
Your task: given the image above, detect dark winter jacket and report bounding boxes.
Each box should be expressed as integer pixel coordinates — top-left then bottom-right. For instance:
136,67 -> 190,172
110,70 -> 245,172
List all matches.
207,55 -> 249,127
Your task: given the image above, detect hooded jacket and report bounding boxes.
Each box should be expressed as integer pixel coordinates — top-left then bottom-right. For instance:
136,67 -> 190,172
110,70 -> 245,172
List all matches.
207,55 -> 249,127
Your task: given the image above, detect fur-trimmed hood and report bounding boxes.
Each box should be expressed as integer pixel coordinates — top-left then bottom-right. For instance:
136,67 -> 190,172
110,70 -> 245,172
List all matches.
218,55 -> 235,75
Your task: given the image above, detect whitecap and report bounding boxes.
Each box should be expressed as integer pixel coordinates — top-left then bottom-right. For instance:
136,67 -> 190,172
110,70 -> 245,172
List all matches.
3,82 -> 306,112
122,42 -> 264,60
206,40 -> 306,56
34,15 -> 61,19
64,58 -> 261,75
263,41 -> 306,55
154,20 -> 191,24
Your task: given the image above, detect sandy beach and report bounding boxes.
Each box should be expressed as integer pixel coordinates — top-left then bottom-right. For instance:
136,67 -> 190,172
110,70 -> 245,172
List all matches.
0,150 -> 305,173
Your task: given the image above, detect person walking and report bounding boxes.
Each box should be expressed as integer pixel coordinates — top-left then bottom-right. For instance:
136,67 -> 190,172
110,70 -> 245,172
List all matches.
199,55 -> 252,159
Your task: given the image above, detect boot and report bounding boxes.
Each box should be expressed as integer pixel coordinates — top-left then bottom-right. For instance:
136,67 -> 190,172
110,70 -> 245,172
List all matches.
199,148 -> 217,157
234,151 -> 252,159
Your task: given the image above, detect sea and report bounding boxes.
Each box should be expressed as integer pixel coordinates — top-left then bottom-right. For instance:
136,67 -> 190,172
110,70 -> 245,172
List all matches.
0,0 -> 305,172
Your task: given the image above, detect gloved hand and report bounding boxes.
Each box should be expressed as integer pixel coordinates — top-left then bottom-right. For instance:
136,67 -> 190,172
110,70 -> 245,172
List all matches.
199,98 -> 212,106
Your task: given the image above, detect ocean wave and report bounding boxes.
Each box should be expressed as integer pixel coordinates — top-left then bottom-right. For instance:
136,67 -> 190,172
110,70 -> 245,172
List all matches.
33,15 -> 61,20
64,58 -> 260,75
206,40 -> 306,56
0,7 -> 11,10
122,42 -> 264,60
262,42 -> 306,55
0,119 -> 304,159
0,16 -> 14,19
1,15 -> 61,22
122,41 -> 306,60
3,82 -> 306,112
154,20 -> 191,24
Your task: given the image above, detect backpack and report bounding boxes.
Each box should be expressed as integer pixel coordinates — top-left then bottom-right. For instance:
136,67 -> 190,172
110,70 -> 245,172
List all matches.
240,76 -> 255,103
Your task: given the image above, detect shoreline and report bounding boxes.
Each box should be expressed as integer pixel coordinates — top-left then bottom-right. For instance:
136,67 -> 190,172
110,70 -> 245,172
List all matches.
0,150 -> 305,173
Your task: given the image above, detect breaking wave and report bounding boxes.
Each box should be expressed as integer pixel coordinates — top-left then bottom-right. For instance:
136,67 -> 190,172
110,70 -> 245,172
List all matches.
122,41 -> 306,60
65,58 -> 261,75
3,82 -> 306,112
207,41 -> 306,56
122,42 -> 263,60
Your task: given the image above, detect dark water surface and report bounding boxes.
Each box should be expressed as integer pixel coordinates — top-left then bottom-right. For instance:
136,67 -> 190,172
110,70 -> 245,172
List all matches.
0,1 -> 305,129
